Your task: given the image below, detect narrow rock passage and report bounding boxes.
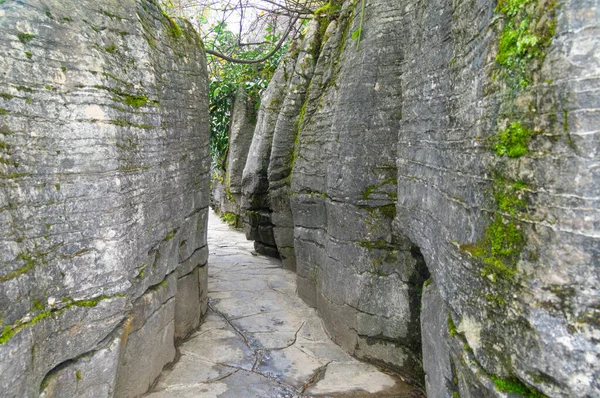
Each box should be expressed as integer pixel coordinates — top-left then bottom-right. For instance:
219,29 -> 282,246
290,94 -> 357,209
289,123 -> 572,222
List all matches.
147,210 -> 422,397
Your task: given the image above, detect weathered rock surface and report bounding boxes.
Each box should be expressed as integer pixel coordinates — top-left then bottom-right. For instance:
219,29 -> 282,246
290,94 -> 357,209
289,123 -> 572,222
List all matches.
287,0 -> 428,382
267,20 -> 322,272
0,0 -> 210,396
241,43 -> 299,258
240,0 -> 600,396
40,320 -> 129,398
397,0 -> 600,395
211,86 -> 256,225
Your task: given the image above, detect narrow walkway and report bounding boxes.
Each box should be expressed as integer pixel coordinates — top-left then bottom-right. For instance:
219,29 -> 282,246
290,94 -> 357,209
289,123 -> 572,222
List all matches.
147,210 -> 421,397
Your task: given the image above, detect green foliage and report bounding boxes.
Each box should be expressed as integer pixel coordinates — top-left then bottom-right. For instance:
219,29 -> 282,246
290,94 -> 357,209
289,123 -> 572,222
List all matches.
17,32 -> 36,44
206,22 -> 289,169
221,212 -> 240,228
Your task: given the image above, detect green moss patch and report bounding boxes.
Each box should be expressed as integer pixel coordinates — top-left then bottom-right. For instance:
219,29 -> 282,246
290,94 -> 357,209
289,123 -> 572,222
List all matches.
462,0 -> 559,283
461,175 -> 528,280
362,178 -> 397,200
0,251 -> 37,282
493,121 -> 533,158
0,294 -> 125,344
104,44 -> 118,54
314,1 -> 343,40
494,0 -> 557,89
447,313 -> 458,336
161,9 -> 183,40
491,375 -> 546,397
359,239 -> 394,250
100,9 -> 123,20
17,32 -> 36,45
93,85 -> 152,109
109,118 -> 153,129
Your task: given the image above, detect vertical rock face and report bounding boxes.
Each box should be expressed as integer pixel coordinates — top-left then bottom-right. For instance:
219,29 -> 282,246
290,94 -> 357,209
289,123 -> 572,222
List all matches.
210,87 -> 256,226
397,0 -> 600,395
292,0 -> 427,381
241,45 -> 299,258
268,20 -> 322,272
241,0 -> 600,396
227,87 -> 257,197
0,0 -> 210,397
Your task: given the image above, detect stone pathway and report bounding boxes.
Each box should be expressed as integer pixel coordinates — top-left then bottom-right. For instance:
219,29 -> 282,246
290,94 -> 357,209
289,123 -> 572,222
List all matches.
147,210 -> 422,397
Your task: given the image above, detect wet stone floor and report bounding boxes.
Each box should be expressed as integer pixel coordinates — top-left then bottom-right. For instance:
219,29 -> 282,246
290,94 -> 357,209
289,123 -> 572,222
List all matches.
147,210 -> 422,398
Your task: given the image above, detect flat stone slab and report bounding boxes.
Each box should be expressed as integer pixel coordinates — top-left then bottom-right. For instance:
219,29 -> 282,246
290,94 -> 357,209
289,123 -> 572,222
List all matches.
147,210 -> 423,397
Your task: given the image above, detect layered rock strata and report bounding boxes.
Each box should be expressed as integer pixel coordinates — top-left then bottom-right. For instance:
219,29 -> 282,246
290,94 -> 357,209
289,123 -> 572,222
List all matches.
240,0 -> 600,396
240,42 -> 300,259
0,1 -> 210,396
210,87 -> 256,227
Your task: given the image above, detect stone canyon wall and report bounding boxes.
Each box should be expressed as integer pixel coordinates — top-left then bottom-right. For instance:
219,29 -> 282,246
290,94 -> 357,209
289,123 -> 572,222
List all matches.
215,0 -> 600,396
0,1 -> 210,397
210,86 -> 256,228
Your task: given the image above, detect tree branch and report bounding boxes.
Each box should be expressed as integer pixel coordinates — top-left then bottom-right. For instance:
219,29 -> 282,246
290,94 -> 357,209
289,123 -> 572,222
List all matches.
205,16 -> 298,64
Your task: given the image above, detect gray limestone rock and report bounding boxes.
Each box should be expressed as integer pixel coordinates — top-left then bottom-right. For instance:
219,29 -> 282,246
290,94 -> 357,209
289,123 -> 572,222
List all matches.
211,87 -> 257,223
290,0 -> 427,382
39,321 -> 129,398
0,0 -> 210,396
240,42 -> 299,258
226,87 -> 257,195
114,278 -> 177,398
397,0 -> 600,394
175,266 -> 206,341
421,282 -> 455,398
267,20 -> 322,272
240,0 -> 600,395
